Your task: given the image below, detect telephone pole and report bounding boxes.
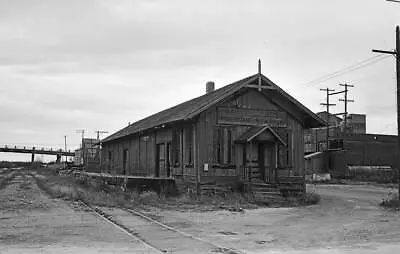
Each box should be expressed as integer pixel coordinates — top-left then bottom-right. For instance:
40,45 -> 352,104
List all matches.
320,88 -> 336,151
64,135 -> 67,168
372,25 -> 399,198
94,130 -> 108,168
330,84 -> 355,137
76,129 -> 85,146
339,84 -> 355,136
95,130 -> 108,140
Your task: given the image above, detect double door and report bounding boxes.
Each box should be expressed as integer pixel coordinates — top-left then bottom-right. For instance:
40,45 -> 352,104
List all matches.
244,142 -> 275,183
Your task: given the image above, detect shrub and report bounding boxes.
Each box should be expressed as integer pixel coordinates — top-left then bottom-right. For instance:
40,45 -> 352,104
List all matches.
298,191 -> 321,205
380,193 -> 400,209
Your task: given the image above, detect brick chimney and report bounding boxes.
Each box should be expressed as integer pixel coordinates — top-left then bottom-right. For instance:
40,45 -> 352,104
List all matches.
206,81 -> 215,94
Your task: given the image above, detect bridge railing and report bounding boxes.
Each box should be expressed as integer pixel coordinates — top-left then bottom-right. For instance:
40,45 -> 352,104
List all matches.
0,144 -> 73,153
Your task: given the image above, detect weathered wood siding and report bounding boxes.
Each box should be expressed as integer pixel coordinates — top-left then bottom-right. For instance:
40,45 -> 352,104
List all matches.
101,87 -> 307,183
193,87 -> 305,182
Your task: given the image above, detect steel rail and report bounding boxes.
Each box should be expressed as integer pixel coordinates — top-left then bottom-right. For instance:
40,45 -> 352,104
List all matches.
122,207 -> 244,254
77,201 -> 164,254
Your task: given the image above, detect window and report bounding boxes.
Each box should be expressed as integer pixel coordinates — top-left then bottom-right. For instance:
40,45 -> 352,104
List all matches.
108,151 -> 112,162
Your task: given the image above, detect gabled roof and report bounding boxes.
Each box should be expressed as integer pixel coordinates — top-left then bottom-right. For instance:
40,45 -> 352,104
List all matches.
102,73 -> 325,143
235,124 -> 287,146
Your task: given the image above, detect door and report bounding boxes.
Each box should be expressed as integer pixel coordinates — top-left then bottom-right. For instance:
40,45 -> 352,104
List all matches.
245,143 -> 261,182
259,144 -> 274,183
156,143 -> 165,177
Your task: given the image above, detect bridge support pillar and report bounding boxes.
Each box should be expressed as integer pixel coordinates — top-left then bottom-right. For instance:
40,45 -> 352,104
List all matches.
56,154 -> 61,163
31,153 -> 35,163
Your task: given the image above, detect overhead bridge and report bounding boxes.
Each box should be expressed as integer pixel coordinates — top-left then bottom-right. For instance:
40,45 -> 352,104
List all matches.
0,145 -> 75,163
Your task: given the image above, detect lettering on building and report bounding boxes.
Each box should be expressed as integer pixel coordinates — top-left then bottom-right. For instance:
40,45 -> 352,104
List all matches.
217,107 -> 287,127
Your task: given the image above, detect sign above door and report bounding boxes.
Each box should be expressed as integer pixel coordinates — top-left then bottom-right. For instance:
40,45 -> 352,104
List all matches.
217,107 -> 287,127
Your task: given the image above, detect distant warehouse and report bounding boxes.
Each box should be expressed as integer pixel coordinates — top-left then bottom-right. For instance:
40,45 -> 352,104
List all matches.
100,62 -> 324,189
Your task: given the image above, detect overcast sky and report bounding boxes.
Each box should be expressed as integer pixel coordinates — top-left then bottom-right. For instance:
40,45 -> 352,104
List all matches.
1,0 -> 400,161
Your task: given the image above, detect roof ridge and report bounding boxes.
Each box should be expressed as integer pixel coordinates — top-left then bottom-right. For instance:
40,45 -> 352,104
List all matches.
102,74 -> 257,143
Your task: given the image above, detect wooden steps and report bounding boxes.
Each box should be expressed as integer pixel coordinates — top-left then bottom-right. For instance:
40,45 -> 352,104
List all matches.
246,183 -> 285,203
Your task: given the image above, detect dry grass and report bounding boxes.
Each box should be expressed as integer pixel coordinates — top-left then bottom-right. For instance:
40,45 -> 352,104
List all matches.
380,193 -> 400,210
0,170 -> 17,190
299,191 -> 321,205
347,168 -> 399,184
32,168 -> 319,211
33,171 -> 135,207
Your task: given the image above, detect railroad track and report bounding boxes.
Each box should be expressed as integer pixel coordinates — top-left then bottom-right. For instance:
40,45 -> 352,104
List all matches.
78,200 -> 244,254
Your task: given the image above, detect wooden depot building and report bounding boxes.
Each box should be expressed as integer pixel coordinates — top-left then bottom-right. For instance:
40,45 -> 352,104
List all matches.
100,61 -> 324,192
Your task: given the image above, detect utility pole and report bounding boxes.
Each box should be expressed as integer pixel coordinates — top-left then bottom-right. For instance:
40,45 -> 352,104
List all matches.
330,84 -> 354,177
321,88 -> 335,173
372,25 -> 399,198
339,83 -> 355,137
320,88 -> 336,151
330,84 -> 355,137
95,130 -> 108,140
64,135 -> 67,168
94,130 -> 108,168
76,129 -> 85,145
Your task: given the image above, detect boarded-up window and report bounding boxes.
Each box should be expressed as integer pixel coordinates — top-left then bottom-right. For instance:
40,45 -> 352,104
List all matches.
226,129 -> 232,164
139,137 -> 148,171
185,126 -> 193,165
216,127 -> 233,165
122,149 -> 128,174
172,128 -> 180,166
287,131 -> 293,167
108,151 -> 113,170
275,128 -> 290,168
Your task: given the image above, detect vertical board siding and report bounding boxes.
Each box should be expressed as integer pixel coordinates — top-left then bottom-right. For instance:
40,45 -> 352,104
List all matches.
100,87 -> 308,184
286,115 -> 304,177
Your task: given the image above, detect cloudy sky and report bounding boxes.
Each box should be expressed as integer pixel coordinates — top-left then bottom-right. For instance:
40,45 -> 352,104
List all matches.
1,0 -> 399,161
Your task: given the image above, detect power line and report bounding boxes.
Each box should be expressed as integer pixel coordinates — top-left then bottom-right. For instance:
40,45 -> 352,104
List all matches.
302,54 -> 391,87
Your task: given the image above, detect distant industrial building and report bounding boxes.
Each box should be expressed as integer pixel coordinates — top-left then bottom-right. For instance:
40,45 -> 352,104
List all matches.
74,138 -> 100,168
346,114 -> 366,134
304,111 -> 397,176
304,112 -> 366,154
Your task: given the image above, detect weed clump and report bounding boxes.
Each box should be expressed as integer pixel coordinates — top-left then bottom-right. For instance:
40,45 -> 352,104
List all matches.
299,191 -> 321,205
380,193 -> 400,210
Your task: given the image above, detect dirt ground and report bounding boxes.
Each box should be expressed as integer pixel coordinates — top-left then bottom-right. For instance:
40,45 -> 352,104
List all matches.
0,169 -> 159,254
138,184 -> 400,253
1,168 -> 400,253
